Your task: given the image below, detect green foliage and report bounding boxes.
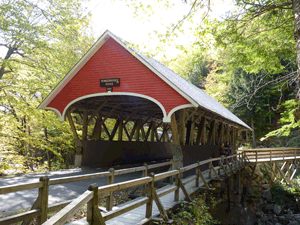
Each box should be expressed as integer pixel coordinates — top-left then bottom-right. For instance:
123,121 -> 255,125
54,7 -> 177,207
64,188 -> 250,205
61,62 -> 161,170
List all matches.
0,0 -> 94,172
270,183 -> 300,210
266,99 -> 300,138
159,194 -> 220,225
165,47 -> 211,89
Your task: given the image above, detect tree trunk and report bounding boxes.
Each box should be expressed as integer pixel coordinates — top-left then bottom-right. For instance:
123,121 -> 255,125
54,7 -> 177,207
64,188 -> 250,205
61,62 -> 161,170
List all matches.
292,0 -> 300,120
293,0 -> 300,97
251,115 -> 256,148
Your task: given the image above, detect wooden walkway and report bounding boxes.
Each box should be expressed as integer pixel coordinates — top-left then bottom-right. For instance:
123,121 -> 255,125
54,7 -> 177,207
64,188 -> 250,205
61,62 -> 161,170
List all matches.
248,156 -> 300,163
240,148 -> 300,185
67,162 -> 242,225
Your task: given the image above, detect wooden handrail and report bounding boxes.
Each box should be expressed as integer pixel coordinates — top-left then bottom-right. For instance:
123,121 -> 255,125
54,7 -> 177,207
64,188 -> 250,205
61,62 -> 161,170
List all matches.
2,154 -> 247,225
0,181 -> 43,195
0,160 -> 173,195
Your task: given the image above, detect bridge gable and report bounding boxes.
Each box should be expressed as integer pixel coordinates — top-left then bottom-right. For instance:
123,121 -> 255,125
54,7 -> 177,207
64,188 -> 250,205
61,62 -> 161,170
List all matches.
45,37 -> 190,120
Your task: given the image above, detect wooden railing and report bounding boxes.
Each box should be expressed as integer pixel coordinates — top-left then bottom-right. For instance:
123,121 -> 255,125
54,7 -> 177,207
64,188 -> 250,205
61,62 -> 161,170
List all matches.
0,160 -> 174,225
42,153 -> 248,225
238,147 -> 300,163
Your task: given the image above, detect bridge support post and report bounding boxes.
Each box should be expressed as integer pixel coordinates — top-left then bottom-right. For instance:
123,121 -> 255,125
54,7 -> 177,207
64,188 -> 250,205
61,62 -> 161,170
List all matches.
234,171 -> 241,205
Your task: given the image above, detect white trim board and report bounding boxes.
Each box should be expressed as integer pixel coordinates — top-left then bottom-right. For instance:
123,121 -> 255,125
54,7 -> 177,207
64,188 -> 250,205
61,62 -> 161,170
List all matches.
50,92 -> 169,121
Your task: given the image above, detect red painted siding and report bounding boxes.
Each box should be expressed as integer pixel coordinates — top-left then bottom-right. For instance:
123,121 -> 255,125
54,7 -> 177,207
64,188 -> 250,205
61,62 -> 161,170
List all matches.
48,38 -> 190,115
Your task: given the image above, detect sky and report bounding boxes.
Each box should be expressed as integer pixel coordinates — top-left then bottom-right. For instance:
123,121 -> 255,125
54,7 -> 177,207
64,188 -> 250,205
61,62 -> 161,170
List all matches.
0,0 -> 234,59
84,0 -> 234,58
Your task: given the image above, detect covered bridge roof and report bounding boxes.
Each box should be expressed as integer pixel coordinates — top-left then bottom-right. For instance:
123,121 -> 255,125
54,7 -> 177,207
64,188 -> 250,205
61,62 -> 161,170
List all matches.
38,30 -> 251,130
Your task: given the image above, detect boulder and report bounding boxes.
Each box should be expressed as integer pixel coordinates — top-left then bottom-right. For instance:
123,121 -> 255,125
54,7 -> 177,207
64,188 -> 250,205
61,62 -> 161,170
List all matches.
274,204 -> 282,215
261,189 -> 272,201
251,180 -> 258,186
255,176 -> 263,183
288,222 -> 299,225
245,166 -> 252,174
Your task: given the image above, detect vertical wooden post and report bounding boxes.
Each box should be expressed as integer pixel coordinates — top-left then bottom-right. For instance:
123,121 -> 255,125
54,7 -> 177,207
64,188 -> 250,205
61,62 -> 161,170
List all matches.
195,117 -> 206,145
135,119 -> 140,141
146,173 -> 155,218
97,114 -> 102,140
189,115 -> 195,145
82,109 -> 88,140
162,124 -> 166,142
66,110 -> 79,140
185,120 -> 192,145
287,162 -> 291,181
118,117 -> 123,141
209,158 -> 212,178
174,169 -> 180,201
170,159 -> 174,184
207,120 -> 216,145
87,183 -> 105,225
150,122 -> 155,142
37,176 -> 49,224
272,163 -> 276,181
196,165 -> 200,187
171,114 -> 180,146
142,163 -> 148,196
256,151 -> 258,164
179,110 -> 186,145
106,168 -> 115,211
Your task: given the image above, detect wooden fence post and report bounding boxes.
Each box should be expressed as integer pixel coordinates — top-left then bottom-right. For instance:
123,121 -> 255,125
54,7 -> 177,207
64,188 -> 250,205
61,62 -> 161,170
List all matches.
174,169 -> 180,201
170,159 -> 174,184
209,158 -> 212,178
146,173 -> 155,218
87,183 -> 105,225
142,163 -> 148,196
21,177 -> 49,225
196,162 -> 200,187
106,168 -> 115,211
256,151 -> 258,164
38,176 -> 49,224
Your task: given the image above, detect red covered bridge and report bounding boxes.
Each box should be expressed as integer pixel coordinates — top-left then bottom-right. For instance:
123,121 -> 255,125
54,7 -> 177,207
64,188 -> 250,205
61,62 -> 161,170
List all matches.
38,30 -> 251,168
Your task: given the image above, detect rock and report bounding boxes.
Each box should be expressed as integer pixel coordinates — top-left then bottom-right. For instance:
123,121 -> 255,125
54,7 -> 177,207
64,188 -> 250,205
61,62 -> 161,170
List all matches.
288,221 -> 299,225
293,214 -> 300,222
245,166 -> 252,173
262,189 -> 272,201
261,215 -> 269,222
275,223 -> 282,225
278,215 -> 286,221
274,204 -> 282,215
254,176 -> 262,183
286,209 -> 293,220
262,179 -> 267,184
251,180 -> 258,186
256,210 -> 264,218
257,219 -> 263,225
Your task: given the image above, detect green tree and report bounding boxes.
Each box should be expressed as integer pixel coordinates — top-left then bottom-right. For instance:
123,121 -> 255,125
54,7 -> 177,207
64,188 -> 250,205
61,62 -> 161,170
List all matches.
0,0 -> 94,171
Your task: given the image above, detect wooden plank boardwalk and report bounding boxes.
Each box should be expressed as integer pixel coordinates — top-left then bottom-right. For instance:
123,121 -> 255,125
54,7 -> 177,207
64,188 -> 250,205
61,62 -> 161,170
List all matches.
248,156 -> 300,163
67,162 -> 242,225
